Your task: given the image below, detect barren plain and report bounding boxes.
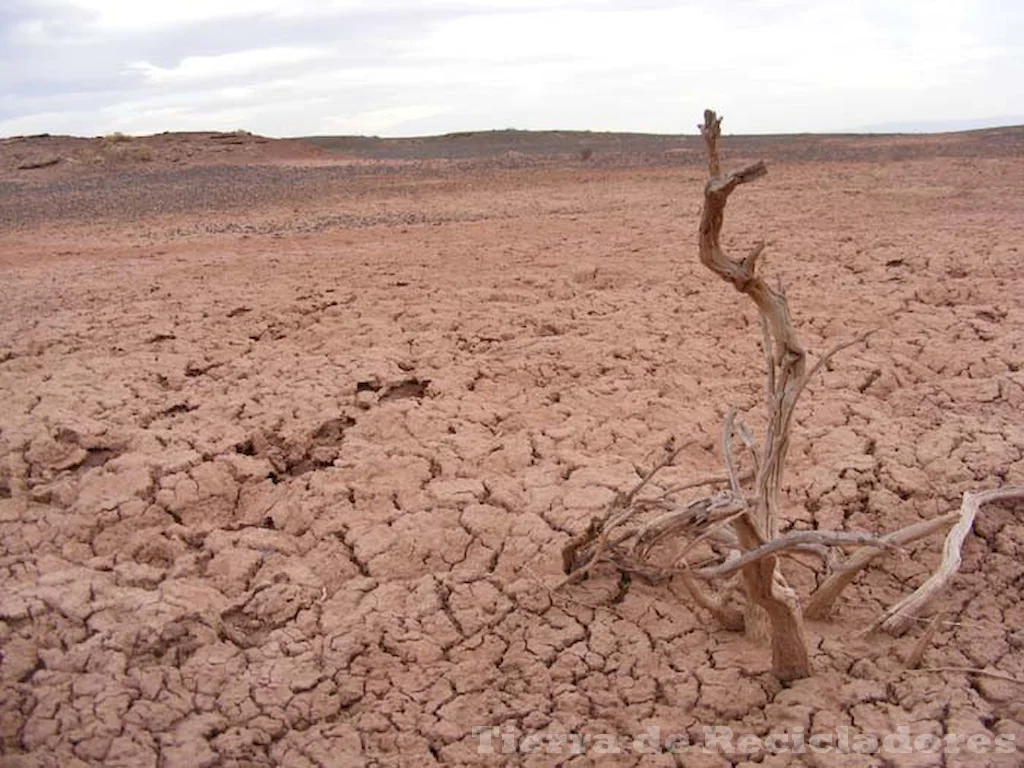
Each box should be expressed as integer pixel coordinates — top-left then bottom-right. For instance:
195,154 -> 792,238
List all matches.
1,127 -> 1023,766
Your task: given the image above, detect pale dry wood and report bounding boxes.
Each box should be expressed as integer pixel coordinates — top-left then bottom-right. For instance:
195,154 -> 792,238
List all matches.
737,420 -> 761,475
903,610 -> 945,669
735,521 -> 811,680
632,492 -> 747,559
673,507 -> 746,563
691,529 -> 896,579
557,440 -> 690,587
798,329 -> 877,402
722,407 -> 744,499
905,667 -> 1024,686
699,113 -> 798,540
804,510 -> 961,619
699,108 -> 811,680
675,571 -> 745,631
657,468 -> 753,498
759,316 -> 776,402
870,486 -> 1024,635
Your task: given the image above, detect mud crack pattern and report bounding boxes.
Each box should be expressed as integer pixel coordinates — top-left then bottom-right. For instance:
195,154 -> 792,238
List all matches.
1,150 -> 1023,766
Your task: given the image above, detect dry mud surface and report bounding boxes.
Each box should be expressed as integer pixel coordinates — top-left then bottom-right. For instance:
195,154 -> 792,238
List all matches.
1,130 -> 1023,767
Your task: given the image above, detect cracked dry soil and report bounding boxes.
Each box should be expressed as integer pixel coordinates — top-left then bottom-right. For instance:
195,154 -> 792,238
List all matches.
1,136 -> 1023,767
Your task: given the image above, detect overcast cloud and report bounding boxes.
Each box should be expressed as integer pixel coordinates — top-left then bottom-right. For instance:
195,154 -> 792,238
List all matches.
2,0 -> 1022,137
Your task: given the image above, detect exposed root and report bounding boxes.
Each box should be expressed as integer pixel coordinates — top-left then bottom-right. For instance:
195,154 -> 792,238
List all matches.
903,610 -> 945,669
805,510 -> 961,619
869,486 -> 1024,635
905,667 -> 1024,686
676,571 -> 745,631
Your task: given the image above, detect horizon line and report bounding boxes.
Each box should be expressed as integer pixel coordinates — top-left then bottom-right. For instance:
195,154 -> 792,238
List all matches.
6,122 -> 1024,143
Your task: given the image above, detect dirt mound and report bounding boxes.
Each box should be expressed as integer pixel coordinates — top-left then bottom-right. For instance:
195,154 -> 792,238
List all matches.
0,131 -> 330,179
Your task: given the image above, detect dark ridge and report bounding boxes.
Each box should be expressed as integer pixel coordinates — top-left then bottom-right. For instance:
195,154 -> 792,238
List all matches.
299,125 -> 1024,163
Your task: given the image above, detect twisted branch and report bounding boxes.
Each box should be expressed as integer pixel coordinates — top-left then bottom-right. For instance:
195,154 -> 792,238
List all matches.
869,486 -> 1024,635
552,108 -> 1010,685
698,109 -> 810,680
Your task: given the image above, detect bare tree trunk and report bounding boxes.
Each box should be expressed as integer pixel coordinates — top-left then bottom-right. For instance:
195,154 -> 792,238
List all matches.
555,109 -> 1019,685
697,109 -> 811,681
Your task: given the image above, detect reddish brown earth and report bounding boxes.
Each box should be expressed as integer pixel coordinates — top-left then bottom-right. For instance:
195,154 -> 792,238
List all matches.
1,128 -> 1023,766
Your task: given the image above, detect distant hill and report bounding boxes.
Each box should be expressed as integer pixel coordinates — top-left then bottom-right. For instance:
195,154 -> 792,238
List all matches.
5,125 -> 1023,182
299,126 -> 1024,164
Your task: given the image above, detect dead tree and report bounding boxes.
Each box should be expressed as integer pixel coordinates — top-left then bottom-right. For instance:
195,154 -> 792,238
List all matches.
557,108 -> 1024,682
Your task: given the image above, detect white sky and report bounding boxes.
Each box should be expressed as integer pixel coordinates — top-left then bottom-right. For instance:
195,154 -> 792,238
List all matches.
2,0 -> 1022,137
